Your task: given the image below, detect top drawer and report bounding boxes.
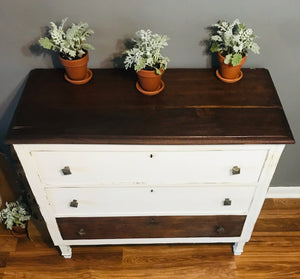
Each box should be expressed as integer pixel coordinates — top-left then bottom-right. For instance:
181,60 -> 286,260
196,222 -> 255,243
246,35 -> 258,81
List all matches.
31,149 -> 267,187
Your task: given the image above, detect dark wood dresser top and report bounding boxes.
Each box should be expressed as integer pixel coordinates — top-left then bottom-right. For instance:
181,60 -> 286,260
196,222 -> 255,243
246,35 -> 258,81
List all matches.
5,68 -> 294,145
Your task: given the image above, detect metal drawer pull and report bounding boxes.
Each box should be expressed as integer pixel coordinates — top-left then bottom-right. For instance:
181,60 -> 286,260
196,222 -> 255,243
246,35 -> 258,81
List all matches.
70,199 -> 78,208
232,166 -> 240,175
62,166 -> 72,175
150,154 -> 153,158
223,198 -> 232,206
77,228 -> 86,236
150,217 -> 158,225
216,225 -> 225,234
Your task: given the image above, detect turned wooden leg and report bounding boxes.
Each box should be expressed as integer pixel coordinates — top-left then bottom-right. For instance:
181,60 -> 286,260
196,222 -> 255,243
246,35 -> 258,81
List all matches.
233,242 -> 245,255
59,245 -> 72,258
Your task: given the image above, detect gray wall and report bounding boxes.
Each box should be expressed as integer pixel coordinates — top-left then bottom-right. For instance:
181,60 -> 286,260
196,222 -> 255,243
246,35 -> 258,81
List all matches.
0,0 -> 299,186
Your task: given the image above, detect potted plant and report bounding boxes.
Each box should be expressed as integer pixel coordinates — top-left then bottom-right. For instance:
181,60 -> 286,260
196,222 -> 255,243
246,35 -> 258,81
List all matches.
210,19 -> 260,82
39,18 -> 95,84
124,29 -> 170,95
0,200 -> 31,237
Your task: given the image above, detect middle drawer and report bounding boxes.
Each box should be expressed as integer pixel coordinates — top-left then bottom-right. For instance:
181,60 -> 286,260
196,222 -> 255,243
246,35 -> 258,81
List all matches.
46,186 -> 255,217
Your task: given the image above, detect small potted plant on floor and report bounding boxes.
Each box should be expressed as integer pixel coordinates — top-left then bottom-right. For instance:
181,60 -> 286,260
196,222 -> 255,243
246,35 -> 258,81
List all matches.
0,200 -> 31,237
124,29 -> 170,95
210,19 -> 260,82
39,18 -> 95,84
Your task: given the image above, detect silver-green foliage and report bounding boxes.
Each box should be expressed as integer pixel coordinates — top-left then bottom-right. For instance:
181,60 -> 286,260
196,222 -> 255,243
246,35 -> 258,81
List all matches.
124,29 -> 170,75
39,18 -> 94,60
210,19 -> 260,66
0,201 -> 31,230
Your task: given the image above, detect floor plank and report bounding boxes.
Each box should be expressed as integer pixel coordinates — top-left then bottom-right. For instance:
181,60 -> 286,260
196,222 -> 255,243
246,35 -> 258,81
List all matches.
0,198 -> 299,279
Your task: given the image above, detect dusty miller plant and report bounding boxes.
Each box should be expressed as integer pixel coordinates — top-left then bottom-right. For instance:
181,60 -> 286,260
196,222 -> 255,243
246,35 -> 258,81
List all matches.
0,201 -> 31,230
210,19 -> 260,66
39,18 -> 94,60
124,29 -> 170,75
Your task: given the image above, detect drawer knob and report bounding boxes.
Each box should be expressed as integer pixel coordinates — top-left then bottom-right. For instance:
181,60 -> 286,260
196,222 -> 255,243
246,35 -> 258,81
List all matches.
223,198 -> 232,206
150,154 -> 153,158
70,199 -> 78,208
150,217 -> 158,225
77,228 -> 86,236
232,166 -> 240,175
216,225 -> 225,234
62,166 -> 72,175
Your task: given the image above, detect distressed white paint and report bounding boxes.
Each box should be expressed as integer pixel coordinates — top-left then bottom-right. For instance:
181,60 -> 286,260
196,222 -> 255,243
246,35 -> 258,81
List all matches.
46,186 -> 255,217
31,149 -> 267,187
13,144 -> 285,258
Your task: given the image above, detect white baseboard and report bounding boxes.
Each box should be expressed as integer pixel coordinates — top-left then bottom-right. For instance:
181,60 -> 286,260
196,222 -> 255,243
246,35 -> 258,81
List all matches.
267,186 -> 300,198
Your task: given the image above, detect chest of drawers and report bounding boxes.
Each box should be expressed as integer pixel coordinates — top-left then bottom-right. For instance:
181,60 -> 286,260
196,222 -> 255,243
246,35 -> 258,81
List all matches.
6,68 -> 294,258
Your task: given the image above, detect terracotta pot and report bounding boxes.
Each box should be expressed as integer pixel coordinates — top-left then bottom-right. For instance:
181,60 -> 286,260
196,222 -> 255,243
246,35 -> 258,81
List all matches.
11,224 -> 27,238
59,53 -> 89,81
218,52 -> 247,80
137,69 -> 164,92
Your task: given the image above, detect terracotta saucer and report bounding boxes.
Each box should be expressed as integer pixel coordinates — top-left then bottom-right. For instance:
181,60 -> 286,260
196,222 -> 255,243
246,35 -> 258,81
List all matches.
136,80 -> 165,96
64,69 -> 93,85
216,69 -> 243,83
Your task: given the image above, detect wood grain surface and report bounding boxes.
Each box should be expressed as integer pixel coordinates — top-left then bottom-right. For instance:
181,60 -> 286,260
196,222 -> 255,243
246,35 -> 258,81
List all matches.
0,198 -> 299,278
57,215 -> 246,239
5,68 -> 294,144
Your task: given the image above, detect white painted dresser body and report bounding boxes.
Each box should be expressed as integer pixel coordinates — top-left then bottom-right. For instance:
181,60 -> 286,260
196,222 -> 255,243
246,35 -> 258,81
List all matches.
14,143 -> 285,258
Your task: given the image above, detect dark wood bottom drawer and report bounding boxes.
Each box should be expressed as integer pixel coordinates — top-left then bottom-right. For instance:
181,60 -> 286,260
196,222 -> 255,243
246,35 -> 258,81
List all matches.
57,215 -> 246,240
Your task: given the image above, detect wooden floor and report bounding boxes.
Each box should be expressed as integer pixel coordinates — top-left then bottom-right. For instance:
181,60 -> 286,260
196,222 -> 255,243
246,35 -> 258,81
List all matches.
0,198 -> 299,279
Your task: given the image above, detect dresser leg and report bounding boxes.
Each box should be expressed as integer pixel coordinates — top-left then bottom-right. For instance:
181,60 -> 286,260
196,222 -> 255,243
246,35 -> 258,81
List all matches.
59,245 -> 72,258
233,242 -> 245,255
